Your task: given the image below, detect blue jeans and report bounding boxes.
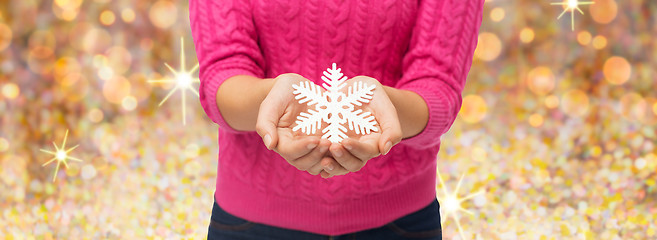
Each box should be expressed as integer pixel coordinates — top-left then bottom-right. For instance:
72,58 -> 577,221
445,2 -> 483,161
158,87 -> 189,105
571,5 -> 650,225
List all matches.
207,198 -> 442,240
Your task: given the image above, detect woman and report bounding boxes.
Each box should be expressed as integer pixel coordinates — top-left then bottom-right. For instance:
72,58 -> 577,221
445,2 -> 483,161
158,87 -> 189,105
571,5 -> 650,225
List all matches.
189,0 -> 484,239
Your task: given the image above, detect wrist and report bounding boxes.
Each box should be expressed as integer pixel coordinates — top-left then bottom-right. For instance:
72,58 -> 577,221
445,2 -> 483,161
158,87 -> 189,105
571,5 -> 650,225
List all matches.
257,77 -> 276,104
382,86 -> 429,139
216,75 -> 276,131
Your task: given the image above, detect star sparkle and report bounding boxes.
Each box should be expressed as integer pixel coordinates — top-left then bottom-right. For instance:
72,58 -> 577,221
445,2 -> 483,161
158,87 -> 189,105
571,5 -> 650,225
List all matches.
39,129 -> 84,182
436,171 -> 484,239
551,0 -> 594,31
148,37 -> 200,125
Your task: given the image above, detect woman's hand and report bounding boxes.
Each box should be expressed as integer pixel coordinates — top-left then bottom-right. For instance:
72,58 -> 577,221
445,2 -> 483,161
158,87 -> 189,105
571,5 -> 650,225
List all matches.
320,76 -> 403,178
256,73 -> 341,176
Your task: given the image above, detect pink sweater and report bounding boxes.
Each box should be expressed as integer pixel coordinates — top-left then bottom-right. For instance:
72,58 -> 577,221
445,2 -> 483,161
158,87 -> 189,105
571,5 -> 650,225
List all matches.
190,0 -> 483,235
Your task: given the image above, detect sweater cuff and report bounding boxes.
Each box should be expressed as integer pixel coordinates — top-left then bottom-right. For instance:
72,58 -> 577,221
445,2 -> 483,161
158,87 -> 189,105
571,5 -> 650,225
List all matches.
397,80 -> 454,148
201,66 -> 259,133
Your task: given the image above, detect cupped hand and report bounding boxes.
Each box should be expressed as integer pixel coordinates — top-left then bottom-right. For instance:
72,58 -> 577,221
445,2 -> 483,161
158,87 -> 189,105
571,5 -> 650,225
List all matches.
320,76 -> 402,178
256,73 -> 341,176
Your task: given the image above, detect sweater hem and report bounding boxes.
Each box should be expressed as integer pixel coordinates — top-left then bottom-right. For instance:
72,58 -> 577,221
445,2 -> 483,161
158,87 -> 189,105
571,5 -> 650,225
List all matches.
215,160 -> 438,236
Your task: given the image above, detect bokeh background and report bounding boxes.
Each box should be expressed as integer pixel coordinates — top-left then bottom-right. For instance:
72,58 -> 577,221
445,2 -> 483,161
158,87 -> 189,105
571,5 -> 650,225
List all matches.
0,0 -> 655,239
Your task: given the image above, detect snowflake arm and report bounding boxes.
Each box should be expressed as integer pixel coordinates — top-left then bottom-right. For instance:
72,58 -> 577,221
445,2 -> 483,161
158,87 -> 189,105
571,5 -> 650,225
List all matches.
342,108 -> 379,135
322,115 -> 349,143
342,81 -> 375,107
292,81 -> 327,106
321,63 -> 348,92
292,109 -> 325,135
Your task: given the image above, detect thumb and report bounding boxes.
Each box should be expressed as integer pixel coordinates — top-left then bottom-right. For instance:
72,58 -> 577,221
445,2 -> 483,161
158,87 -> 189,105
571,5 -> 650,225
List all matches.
374,102 -> 402,155
256,96 -> 283,150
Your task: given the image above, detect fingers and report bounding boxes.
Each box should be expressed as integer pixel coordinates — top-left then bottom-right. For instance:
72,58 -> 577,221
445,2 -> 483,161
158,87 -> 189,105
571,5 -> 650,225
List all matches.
341,137 -> 380,161
345,75 -> 401,155
293,139 -> 331,173
256,97 -> 283,150
319,156 -> 349,178
256,73 -> 307,150
330,143 -> 365,172
379,128 -> 401,155
276,129 -> 320,161
307,162 -> 325,176
372,101 -> 402,155
320,137 -> 378,178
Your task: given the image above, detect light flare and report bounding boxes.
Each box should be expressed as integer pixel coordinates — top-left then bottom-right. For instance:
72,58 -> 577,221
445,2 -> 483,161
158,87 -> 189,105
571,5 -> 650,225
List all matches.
148,37 -> 200,125
551,0 -> 594,31
437,171 -> 484,239
39,129 -> 84,182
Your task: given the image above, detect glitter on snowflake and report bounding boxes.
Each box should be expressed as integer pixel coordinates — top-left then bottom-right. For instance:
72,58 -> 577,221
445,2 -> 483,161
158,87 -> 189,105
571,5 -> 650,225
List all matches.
292,63 -> 379,143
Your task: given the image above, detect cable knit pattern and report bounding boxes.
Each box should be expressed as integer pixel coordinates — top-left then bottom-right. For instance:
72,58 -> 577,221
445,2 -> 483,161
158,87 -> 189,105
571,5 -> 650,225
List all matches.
189,0 -> 484,235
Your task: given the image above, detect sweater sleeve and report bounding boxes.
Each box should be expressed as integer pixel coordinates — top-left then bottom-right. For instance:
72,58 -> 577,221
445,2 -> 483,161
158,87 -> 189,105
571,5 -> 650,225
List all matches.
395,0 -> 484,149
189,0 -> 264,133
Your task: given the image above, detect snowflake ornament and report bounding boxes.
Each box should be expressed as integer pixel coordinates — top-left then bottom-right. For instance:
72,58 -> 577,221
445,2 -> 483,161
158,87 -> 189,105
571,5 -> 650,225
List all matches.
292,63 -> 379,143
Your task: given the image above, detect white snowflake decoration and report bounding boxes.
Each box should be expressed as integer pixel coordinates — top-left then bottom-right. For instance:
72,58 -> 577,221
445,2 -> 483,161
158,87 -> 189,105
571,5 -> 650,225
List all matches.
292,63 -> 379,143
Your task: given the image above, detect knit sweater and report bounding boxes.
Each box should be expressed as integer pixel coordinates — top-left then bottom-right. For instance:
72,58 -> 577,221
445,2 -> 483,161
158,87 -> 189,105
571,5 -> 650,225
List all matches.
189,0 -> 483,236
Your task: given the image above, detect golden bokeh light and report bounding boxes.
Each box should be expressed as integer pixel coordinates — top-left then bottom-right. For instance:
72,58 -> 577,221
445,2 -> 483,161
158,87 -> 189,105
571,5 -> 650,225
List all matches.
490,7 -> 505,22
577,31 -> 591,45
81,164 -> 97,180
643,98 -> 657,123
105,46 -> 133,74
129,73 -> 154,101
93,54 -> 109,68
65,162 -> 81,177
140,38 -> 154,50
100,10 -> 116,26
619,92 -> 646,121
185,143 -> 200,158
149,0 -> 178,29
88,108 -> 104,123
98,66 -> 114,81
603,56 -> 631,85
103,76 -> 132,104
121,8 -> 136,23
29,30 -> 56,59
0,137 -> 8,152
68,22 -> 93,51
59,72 -> 89,102
528,113 -> 544,127
519,28 -> 535,43
122,96 -> 138,111
592,35 -> 607,49
526,66 -> 555,96
471,147 -> 487,162
2,83 -> 20,99
53,57 -> 81,82
561,89 -> 589,117
52,0 -> 82,21
54,0 -> 82,8
0,23 -> 12,51
460,95 -> 488,123
26,52 -> 55,75
545,95 -> 560,109
590,0 -> 618,24
82,27 -> 112,53
60,72 -> 82,88
474,32 -> 502,61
